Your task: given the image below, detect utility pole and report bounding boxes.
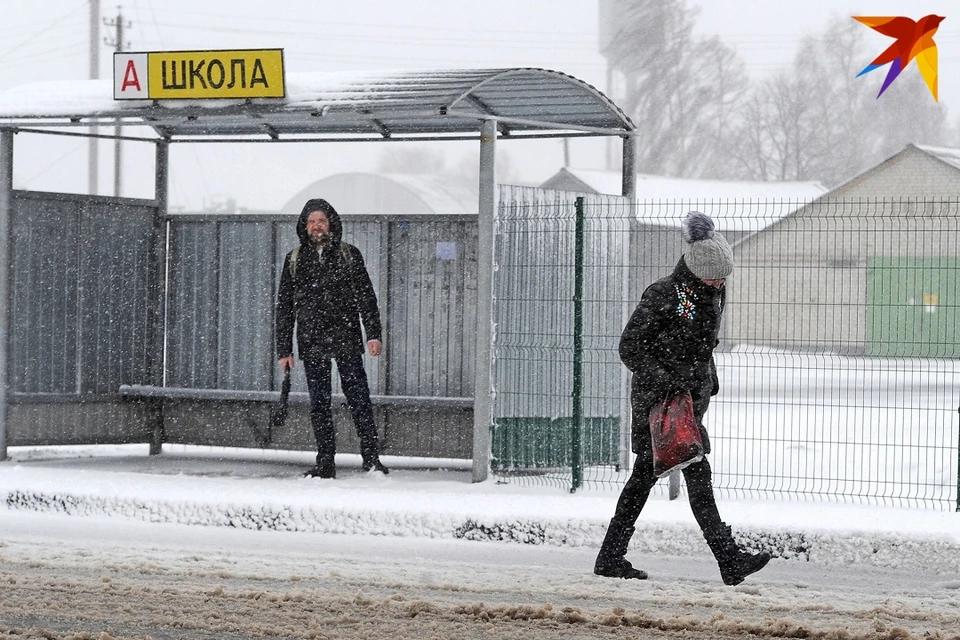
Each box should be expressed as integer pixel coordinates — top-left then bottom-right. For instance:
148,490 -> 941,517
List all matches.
104,6 -> 130,197
88,0 -> 100,195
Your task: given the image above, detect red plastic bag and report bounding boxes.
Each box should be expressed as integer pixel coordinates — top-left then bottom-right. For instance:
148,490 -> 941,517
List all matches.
648,392 -> 704,477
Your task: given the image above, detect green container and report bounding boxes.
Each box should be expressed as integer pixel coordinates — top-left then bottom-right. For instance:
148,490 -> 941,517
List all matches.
491,416 -> 619,470
867,257 -> 960,357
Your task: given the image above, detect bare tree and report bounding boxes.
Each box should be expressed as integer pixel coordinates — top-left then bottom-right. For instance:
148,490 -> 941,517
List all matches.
601,0 -> 750,178
728,71 -> 812,181
730,16 -> 952,186
794,18 -> 876,185
862,72 -> 949,160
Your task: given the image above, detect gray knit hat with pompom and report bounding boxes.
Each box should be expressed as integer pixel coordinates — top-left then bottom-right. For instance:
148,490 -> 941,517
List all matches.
682,211 -> 734,279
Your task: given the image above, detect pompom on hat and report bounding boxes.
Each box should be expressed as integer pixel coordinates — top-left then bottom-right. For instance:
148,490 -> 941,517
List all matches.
682,211 -> 734,279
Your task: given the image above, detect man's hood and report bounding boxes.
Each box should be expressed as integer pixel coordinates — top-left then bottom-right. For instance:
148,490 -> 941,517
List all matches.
296,198 -> 343,246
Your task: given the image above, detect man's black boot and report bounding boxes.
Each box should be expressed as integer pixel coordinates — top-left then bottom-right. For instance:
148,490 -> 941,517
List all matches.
362,457 -> 389,474
304,456 -> 336,479
303,465 -> 335,478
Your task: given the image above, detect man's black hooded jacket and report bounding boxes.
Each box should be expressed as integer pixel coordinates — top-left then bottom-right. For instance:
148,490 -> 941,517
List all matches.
275,199 -> 382,361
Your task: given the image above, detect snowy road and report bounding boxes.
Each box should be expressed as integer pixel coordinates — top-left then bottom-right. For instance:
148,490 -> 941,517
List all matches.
2,511 -> 959,640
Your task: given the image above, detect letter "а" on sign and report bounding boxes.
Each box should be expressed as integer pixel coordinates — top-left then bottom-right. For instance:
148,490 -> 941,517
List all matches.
114,53 -> 148,100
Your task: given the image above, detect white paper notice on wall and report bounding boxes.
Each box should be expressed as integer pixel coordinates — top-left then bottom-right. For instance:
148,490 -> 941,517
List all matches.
436,242 -> 457,261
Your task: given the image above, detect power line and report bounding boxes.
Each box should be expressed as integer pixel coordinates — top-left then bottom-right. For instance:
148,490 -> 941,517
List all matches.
0,19 -> 84,38
152,7 -> 595,37
143,20 -> 601,50
19,140 -> 87,188
139,8 -> 960,48
144,0 -> 162,39
0,1 -> 87,63
0,39 -> 88,70
124,41 -> 608,72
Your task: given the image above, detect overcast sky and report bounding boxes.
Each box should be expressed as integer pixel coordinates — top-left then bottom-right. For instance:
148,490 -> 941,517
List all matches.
0,0 -> 955,210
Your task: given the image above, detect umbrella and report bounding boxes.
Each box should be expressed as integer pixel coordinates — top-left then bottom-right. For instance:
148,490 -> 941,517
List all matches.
252,369 -> 291,447
270,368 -> 292,429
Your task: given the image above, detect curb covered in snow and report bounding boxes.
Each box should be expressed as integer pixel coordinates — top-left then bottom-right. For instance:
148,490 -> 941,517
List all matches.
6,489 -> 959,574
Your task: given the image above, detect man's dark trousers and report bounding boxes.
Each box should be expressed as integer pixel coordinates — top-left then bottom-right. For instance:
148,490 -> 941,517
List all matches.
303,352 -> 381,468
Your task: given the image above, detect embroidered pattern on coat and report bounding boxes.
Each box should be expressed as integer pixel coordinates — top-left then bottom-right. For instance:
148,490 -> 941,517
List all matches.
675,284 -> 696,320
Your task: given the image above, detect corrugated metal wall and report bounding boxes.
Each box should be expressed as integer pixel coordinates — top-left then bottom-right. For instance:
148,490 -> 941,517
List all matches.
6,191 -> 159,446
166,218 -> 275,390
385,218 -> 477,397
490,187 -> 631,473
7,200 -> 478,455
160,212 -> 477,459
166,219 -> 218,388
493,187 -> 576,424
9,192 -> 156,394
167,213 -> 477,400
9,194 -> 79,393
493,188 -> 628,423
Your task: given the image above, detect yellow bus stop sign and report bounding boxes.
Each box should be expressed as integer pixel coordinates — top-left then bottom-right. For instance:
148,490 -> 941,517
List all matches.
114,49 -> 285,100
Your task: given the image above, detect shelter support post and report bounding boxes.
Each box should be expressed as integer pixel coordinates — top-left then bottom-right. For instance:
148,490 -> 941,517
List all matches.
0,129 -> 12,461
571,197 -> 585,492
148,140 -> 169,456
621,134 -> 636,201
472,119 -> 497,482
618,134 -> 638,472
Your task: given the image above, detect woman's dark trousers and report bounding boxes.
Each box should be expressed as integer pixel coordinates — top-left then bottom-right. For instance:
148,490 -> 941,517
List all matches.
596,452 -> 770,584
610,457 -> 724,536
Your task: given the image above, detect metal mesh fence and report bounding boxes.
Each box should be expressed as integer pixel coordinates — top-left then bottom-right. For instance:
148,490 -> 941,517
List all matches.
490,187 -> 960,511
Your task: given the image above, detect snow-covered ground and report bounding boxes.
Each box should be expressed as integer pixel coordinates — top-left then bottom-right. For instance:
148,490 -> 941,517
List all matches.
2,443 -> 960,639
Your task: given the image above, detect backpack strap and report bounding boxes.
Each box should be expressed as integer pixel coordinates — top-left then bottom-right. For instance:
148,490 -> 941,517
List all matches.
289,246 -> 301,280
289,243 -> 353,281
339,243 -> 353,269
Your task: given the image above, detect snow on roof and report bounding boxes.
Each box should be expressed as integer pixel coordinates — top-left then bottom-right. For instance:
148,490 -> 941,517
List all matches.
548,168 -> 827,232
0,78 -> 119,117
0,73 -> 457,116
566,168 -> 825,201
914,144 -> 960,171
0,68 -> 634,140
788,143 -> 960,201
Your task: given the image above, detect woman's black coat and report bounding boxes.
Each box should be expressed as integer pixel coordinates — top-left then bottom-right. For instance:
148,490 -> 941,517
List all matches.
620,256 -> 724,456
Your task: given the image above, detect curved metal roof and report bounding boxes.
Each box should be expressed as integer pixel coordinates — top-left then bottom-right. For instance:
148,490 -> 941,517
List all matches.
0,68 -> 635,142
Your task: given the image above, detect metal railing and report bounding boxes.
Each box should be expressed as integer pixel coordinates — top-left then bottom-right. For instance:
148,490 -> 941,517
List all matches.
490,189 -> 960,511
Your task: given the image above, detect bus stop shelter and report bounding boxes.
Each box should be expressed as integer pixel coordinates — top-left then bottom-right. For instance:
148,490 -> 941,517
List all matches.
0,66 -> 637,481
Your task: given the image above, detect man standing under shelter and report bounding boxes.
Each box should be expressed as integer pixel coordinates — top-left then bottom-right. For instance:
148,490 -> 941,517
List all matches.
276,198 -> 389,478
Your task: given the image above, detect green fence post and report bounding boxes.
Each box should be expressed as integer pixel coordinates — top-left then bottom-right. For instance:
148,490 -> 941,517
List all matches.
571,197 -> 585,492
